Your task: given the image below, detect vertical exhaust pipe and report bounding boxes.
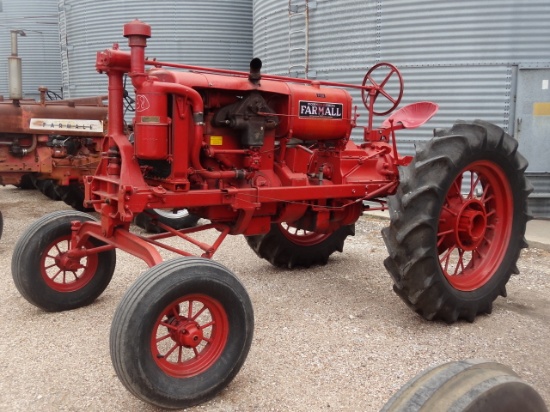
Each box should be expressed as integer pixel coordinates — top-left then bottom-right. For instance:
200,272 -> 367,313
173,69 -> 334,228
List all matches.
8,29 -> 26,100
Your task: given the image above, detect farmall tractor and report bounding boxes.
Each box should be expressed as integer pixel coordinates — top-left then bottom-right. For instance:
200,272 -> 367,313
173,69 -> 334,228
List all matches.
11,21 -> 531,409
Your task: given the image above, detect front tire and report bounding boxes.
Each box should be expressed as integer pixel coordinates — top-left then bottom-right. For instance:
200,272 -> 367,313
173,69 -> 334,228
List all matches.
245,222 -> 354,268
110,257 -> 254,409
382,120 -> 531,323
11,210 -> 116,311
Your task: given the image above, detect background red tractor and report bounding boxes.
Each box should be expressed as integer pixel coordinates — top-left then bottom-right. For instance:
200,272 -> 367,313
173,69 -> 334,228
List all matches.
10,20 -> 531,409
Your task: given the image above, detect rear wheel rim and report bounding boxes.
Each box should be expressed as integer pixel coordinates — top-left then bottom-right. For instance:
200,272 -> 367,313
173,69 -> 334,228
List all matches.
437,160 -> 513,291
279,223 -> 331,246
40,235 -> 98,292
151,294 -> 229,378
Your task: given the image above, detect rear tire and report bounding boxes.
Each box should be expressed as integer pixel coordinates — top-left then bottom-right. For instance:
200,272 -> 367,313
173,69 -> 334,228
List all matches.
382,120 -> 531,323
381,359 -> 548,412
11,210 -> 116,311
245,222 -> 354,268
110,257 -> 254,409
54,182 -> 94,212
35,179 -> 62,200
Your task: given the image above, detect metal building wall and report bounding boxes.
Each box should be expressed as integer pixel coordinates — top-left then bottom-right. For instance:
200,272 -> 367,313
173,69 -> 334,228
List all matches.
253,0 -> 550,217
0,0 -> 62,100
58,0 -> 253,99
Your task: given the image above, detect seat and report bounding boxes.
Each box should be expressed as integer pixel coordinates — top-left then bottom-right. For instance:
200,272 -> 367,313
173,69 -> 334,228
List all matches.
381,101 -> 439,129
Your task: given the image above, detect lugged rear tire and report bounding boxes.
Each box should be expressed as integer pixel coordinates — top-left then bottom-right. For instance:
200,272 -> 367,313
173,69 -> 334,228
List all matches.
245,222 -> 354,268
110,257 -> 254,409
34,179 -> 62,200
382,120 -> 531,323
381,359 -> 547,412
54,182 -> 94,212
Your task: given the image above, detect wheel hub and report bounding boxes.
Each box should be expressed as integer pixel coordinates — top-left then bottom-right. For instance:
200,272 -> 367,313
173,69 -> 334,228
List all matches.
169,318 -> 203,348
456,200 -> 487,251
55,253 -> 81,271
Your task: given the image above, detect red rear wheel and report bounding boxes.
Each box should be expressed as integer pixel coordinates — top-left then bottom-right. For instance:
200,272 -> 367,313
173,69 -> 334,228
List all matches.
279,222 -> 333,246
382,120 -> 531,322
245,222 -> 354,268
437,161 -> 513,291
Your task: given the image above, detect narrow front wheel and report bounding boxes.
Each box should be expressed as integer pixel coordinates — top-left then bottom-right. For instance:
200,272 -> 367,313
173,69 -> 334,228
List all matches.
110,257 -> 254,409
11,210 -> 116,311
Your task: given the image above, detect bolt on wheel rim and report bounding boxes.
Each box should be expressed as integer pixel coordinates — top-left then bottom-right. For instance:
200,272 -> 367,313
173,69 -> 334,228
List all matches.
437,160 -> 513,291
151,294 -> 229,378
40,235 -> 98,292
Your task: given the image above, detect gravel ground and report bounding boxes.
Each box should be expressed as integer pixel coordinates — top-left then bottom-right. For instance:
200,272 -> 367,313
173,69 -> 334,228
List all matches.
1,185 -> 549,411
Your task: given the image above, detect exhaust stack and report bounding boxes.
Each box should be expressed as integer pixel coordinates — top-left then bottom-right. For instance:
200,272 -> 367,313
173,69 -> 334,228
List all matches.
8,29 -> 26,100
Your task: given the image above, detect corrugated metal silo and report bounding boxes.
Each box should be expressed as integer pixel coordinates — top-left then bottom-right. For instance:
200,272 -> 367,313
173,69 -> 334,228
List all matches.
0,0 -> 62,100
253,0 -> 550,217
58,0 -> 253,99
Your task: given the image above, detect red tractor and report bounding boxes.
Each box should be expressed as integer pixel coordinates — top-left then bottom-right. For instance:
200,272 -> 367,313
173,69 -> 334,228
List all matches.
11,21 -> 531,409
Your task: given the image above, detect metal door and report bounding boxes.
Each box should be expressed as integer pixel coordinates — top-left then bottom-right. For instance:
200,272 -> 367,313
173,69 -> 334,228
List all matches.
515,67 -> 550,218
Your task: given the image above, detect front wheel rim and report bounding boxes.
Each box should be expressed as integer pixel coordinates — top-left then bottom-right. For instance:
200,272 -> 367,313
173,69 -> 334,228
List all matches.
437,160 -> 513,291
40,235 -> 98,292
151,294 -> 229,378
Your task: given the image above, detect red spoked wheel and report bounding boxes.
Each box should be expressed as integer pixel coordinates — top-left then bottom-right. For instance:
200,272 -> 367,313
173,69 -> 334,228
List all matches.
41,235 -> 98,292
152,294 -> 229,378
245,222 -> 355,268
361,62 -> 404,116
110,257 -> 254,409
437,161 -> 513,291
11,210 -> 116,312
382,120 -> 531,323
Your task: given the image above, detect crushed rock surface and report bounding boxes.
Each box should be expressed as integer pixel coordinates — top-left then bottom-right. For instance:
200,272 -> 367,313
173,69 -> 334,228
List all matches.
1,185 -> 549,411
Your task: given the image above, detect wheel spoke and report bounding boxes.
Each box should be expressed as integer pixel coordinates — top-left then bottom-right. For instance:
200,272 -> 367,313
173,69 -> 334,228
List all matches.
50,268 -> 63,281
468,173 -> 481,198
191,305 -> 207,321
160,321 -> 178,331
454,249 -> 466,276
156,333 -> 172,343
200,320 -> 215,330
187,300 -> 193,319
164,342 -> 179,359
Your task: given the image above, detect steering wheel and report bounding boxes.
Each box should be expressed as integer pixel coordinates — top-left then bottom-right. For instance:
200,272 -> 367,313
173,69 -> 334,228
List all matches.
361,62 -> 404,116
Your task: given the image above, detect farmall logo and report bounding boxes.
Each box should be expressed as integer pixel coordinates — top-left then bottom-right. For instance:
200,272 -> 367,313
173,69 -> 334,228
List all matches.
299,101 -> 343,119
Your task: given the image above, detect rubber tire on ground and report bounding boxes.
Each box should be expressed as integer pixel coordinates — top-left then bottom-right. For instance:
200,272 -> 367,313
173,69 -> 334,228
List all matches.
110,257 -> 254,409
15,174 -> 36,190
134,209 -> 200,233
382,120 -> 531,323
34,178 -> 62,200
245,223 -> 354,268
381,359 -> 548,412
54,182 -> 94,212
11,210 -> 116,312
